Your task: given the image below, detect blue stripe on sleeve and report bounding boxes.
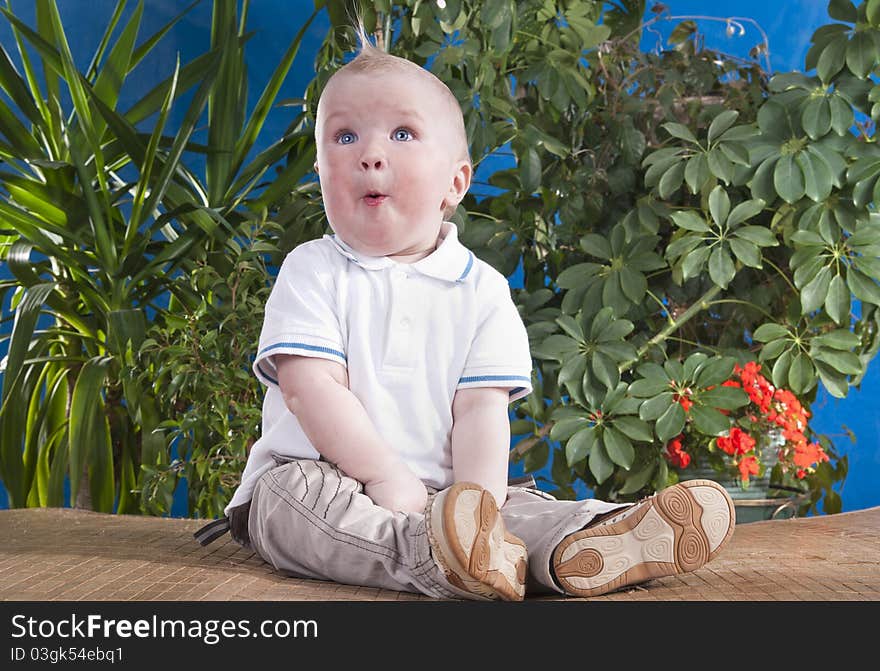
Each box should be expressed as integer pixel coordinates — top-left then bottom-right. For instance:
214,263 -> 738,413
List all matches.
256,362 -> 279,386
258,341 -> 347,362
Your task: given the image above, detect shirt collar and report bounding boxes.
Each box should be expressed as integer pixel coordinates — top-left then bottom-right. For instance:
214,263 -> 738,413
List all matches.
325,221 -> 475,284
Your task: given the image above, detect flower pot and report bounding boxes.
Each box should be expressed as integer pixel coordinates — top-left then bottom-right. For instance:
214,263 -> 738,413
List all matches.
678,430 -> 805,524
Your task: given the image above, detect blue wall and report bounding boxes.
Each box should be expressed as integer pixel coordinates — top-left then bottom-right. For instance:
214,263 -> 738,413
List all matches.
0,1 -> 876,515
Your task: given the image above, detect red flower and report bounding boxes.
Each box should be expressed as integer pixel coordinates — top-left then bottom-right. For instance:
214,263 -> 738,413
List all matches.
673,393 -> 693,412
716,427 -> 756,456
738,455 -> 760,483
664,435 -> 691,469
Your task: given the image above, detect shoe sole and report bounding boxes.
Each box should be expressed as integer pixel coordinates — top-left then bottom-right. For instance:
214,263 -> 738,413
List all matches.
429,482 -> 527,601
552,479 -> 735,597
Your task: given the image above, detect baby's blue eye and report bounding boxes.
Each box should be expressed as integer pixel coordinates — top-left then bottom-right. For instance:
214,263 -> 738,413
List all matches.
337,131 -> 356,144
393,128 -> 413,141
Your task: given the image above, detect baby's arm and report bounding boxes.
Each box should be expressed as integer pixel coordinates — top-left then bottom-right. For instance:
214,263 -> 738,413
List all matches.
275,354 -> 428,513
450,387 -> 511,508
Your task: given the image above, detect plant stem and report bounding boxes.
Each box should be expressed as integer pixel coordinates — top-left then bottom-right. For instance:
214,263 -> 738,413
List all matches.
619,283 -> 723,374
510,422 -> 553,459
706,298 -> 775,320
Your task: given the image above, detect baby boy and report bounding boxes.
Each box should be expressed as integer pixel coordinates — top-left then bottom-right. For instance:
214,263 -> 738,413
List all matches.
214,26 -> 736,601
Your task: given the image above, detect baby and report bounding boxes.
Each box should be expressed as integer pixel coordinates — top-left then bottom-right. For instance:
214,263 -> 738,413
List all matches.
205,25 -> 736,601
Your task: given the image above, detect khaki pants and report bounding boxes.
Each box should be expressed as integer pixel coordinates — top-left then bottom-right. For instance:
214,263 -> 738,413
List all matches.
247,458 -> 627,599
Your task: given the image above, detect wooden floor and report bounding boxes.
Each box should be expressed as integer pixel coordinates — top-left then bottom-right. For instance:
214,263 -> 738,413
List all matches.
1,506 -> 879,601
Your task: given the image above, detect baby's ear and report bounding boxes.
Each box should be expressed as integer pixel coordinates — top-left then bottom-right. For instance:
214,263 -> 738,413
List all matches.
443,160 -> 472,210
313,161 -> 319,174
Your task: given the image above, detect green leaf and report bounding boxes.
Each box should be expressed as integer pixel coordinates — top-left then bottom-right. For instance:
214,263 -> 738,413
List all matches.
550,417 -> 587,442
829,93 -> 854,134
828,0 -> 858,22
846,268 -> 880,305
726,199 -> 766,228
707,110 -> 739,144
690,405 -> 731,436
682,246 -> 711,280
868,0 -> 880,25
825,273 -> 851,324
618,267 -> 647,304
774,154 -> 806,203
695,357 -> 736,387
707,148 -> 734,184
708,185 -> 730,226
639,393 -> 673,421
750,156 -> 780,203
532,334 -> 580,361
757,100 -> 790,139
580,233 -> 612,260
708,246 -> 736,289
656,402 -> 686,443
699,385 -> 749,410
557,315 -> 586,342
814,359 -> 849,398
812,329 -> 860,349
814,348 -> 862,375
796,151 -> 831,202
557,262 -> 602,289
684,154 -> 710,194
846,31 -> 876,79
613,416 -> 654,442
817,36 -> 847,84
662,122 -> 698,143
566,427 -> 597,466
670,210 -> 711,232
628,377 -> 670,397
733,225 -> 777,247
68,357 -> 112,506
603,426 -> 635,469
524,440 -> 550,473
729,238 -> 762,268
787,352 -> 814,394
591,351 -> 620,390
658,161 -> 685,199
802,97 -> 832,140
801,266 -> 833,314
618,461 -> 656,495
753,323 -> 790,341
589,440 -> 614,484
519,146 -> 542,194
771,349 -> 793,389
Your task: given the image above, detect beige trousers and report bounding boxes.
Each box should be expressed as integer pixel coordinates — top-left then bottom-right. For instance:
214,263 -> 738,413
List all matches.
247,457 -> 627,599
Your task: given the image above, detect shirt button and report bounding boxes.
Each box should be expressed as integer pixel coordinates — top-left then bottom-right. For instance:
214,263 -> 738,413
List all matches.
400,317 -> 411,329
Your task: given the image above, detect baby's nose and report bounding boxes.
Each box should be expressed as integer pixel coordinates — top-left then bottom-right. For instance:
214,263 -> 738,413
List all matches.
360,156 -> 384,170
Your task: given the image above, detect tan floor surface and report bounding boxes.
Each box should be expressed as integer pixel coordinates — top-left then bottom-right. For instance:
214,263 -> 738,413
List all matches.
1,506 -> 878,601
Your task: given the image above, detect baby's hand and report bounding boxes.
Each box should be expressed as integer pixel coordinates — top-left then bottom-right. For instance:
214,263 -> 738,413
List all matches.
364,463 -> 428,514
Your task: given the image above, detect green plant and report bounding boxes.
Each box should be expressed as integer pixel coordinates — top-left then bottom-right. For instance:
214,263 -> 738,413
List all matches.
311,0 -> 879,515
136,217 -> 276,517
0,0 -> 317,513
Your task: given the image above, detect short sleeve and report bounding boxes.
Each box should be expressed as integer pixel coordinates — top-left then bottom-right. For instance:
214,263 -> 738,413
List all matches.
252,242 -> 346,387
457,275 -> 533,403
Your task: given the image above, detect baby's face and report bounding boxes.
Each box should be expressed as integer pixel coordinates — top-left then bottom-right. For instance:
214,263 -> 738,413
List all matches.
315,69 -> 470,260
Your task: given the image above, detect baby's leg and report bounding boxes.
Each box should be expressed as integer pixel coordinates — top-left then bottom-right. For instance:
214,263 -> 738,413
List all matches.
500,486 -> 628,594
248,458 -> 460,599
501,481 -> 735,597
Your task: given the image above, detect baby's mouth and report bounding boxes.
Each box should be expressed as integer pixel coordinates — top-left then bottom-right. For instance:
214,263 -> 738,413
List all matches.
363,192 -> 388,206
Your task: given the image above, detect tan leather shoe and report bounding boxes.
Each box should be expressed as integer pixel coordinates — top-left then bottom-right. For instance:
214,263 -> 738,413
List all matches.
426,482 -> 528,601
552,479 -> 736,597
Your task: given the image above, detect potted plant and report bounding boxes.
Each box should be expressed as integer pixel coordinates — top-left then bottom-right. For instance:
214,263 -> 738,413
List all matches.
655,357 -> 830,522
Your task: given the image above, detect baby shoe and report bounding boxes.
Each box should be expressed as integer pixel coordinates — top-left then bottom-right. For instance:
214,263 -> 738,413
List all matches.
551,479 -> 736,597
426,482 -> 528,601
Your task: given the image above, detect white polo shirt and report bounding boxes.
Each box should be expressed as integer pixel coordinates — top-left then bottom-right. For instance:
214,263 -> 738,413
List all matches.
225,221 -> 533,514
